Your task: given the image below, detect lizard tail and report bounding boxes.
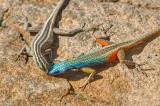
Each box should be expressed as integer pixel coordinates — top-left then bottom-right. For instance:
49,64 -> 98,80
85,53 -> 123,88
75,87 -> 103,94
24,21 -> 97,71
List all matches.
129,28 -> 160,48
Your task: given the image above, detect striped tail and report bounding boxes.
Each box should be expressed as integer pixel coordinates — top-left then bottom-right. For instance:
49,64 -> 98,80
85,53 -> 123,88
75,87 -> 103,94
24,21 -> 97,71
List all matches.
129,28 -> 160,48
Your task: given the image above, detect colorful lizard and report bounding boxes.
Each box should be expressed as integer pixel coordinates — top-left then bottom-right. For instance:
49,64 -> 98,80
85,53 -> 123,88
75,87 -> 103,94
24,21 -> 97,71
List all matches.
13,0 -> 160,89
48,29 -> 160,88
14,0 -> 83,73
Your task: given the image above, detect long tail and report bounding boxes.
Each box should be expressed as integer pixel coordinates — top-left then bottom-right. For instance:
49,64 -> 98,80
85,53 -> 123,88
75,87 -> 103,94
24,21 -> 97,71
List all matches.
129,28 -> 160,48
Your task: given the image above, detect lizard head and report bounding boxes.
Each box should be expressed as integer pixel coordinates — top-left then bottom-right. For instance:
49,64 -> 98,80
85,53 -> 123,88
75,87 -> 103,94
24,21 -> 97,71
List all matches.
48,61 -> 72,75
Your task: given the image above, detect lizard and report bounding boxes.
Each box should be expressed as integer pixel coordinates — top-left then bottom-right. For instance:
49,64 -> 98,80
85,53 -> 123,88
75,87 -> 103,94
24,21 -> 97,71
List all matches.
48,28 -> 160,88
14,0 -> 84,73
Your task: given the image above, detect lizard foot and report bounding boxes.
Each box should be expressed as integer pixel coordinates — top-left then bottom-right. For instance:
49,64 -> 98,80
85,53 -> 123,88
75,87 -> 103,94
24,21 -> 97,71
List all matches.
119,61 -> 150,85
15,46 -> 30,63
121,60 -> 143,68
78,67 -> 96,90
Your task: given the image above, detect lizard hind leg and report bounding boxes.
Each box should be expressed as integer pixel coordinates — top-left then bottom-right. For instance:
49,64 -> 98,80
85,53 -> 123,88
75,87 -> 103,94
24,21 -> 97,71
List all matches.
116,49 -> 136,82
79,67 -> 96,90
117,49 -> 145,71
96,39 -> 112,47
15,44 -> 32,63
94,27 -> 114,47
15,17 -> 32,62
117,49 -> 145,83
117,49 -> 136,67
94,33 -> 114,47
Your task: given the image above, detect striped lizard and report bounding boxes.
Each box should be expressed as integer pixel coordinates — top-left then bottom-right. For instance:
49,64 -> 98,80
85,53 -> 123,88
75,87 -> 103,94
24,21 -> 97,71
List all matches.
13,0 -> 160,89
15,0 -> 84,72
48,28 -> 160,88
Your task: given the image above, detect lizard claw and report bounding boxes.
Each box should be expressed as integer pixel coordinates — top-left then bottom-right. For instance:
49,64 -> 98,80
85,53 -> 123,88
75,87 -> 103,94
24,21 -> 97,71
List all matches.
134,62 -> 155,77
78,84 -> 87,91
78,76 -> 95,91
15,46 -> 30,64
80,22 -> 86,29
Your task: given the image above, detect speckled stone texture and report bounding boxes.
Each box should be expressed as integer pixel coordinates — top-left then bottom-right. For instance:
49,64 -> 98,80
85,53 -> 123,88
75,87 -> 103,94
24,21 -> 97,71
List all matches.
0,0 -> 160,105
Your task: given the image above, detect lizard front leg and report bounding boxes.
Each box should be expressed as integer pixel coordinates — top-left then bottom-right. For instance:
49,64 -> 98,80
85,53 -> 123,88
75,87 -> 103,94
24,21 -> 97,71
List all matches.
53,27 -> 83,36
14,21 -> 33,62
79,67 -> 96,90
27,24 -> 84,36
78,33 -> 113,90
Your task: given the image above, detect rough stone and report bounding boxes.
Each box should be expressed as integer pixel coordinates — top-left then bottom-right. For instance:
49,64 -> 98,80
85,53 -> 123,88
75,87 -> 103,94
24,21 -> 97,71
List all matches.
0,0 -> 160,105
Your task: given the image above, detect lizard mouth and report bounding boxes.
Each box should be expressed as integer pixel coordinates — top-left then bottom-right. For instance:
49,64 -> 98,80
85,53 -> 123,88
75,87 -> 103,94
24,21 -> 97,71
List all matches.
50,74 -> 64,77
47,68 -> 65,76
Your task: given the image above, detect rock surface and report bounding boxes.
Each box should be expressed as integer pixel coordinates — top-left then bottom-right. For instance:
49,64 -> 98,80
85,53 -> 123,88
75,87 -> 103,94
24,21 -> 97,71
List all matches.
0,0 -> 160,105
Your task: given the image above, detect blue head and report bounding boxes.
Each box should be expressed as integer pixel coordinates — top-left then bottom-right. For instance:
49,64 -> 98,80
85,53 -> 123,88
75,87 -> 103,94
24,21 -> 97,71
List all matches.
48,61 -> 74,75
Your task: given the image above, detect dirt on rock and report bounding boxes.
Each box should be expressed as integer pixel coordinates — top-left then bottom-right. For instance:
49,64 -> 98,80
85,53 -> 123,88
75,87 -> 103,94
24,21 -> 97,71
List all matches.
0,0 -> 160,106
